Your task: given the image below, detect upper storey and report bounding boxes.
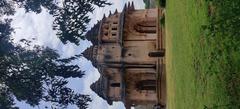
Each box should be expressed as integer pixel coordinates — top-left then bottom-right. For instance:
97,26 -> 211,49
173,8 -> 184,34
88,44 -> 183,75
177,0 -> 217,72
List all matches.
85,10 -> 122,45
82,1 -> 161,68
85,2 -> 135,46
101,10 -> 121,43
82,2 -> 137,67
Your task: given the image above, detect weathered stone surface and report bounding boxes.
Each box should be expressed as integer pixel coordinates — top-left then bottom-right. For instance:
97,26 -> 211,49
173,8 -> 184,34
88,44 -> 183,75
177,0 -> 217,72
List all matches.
82,3 -> 165,109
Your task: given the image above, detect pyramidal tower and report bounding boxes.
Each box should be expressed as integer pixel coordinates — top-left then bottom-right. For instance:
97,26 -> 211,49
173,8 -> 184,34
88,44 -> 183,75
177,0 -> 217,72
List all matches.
82,2 -> 166,109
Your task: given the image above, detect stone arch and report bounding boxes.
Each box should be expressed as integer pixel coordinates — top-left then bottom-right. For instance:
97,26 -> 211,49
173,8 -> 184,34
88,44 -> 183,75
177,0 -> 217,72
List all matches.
136,80 -> 156,91
134,20 -> 156,33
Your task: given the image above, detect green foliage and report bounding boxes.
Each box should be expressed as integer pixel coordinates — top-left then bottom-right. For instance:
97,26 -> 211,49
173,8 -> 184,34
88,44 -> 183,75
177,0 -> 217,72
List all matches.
204,0 -> 240,38
2,0 -> 111,45
158,0 -> 166,7
12,0 -> 59,14
0,19 -> 14,56
44,78 -> 91,108
0,38 -> 90,108
143,0 -> 157,9
53,0 -> 94,45
0,87 -> 19,109
202,0 -> 240,107
0,0 -> 104,108
143,0 -> 150,9
87,0 -> 111,7
11,0 -> 111,15
52,0 -> 111,45
166,0 -> 240,108
0,0 -> 16,16
160,16 -> 165,27
0,11 -> 20,109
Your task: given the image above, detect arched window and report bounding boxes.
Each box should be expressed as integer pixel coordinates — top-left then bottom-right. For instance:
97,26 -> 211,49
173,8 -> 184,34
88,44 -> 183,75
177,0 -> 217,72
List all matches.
134,20 -> 156,33
112,33 -> 117,36
104,32 -> 108,36
136,80 -> 156,91
148,50 -> 165,57
112,27 -> 117,30
111,83 -> 120,87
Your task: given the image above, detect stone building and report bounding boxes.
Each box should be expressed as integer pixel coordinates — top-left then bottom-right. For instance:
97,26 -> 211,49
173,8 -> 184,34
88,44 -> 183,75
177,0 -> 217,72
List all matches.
82,2 -> 166,109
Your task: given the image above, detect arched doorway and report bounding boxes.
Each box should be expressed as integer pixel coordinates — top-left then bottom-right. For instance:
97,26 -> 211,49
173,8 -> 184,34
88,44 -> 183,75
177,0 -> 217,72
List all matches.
148,50 -> 165,57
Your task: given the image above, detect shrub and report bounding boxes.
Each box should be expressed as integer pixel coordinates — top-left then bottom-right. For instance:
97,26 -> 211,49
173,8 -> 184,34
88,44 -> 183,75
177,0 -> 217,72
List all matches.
160,16 -> 165,27
159,0 -> 166,8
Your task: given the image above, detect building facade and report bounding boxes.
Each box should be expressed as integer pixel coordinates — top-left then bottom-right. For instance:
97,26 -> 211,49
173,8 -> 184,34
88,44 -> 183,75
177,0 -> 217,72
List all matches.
82,2 -> 166,109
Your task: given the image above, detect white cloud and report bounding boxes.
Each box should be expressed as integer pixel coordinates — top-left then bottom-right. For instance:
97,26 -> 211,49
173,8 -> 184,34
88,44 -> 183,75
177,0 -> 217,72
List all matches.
11,0 -> 145,109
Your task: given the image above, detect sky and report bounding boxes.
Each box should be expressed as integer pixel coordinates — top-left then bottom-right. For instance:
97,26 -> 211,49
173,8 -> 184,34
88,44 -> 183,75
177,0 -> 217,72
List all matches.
11,0 -> 145,109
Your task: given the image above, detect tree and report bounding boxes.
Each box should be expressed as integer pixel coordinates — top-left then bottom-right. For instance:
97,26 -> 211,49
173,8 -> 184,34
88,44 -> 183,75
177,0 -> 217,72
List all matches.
0,19 -> 14,56
12,0 -> 59,14
0,40 -> 91,108
0,0 -> 108,108
45,78 -> 91,108
53,0 -> 111,45
12,0 -> 110,14
87,0 -> 111,7
1,0 -> 111,45
53,0 -> 93,44
0,87 -> 19,109
0,0 -> 16,16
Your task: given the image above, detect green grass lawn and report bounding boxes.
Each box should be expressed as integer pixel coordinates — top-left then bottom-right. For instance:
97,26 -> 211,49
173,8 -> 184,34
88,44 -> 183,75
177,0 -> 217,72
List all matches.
165,0 -> 240,108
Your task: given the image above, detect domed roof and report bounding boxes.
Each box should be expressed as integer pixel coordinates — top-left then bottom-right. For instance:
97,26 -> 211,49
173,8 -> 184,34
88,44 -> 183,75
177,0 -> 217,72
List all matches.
85,21 -> 101,45
90,76 -> 113,105
82,46 -> 98,67
82,46 -> 94,60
